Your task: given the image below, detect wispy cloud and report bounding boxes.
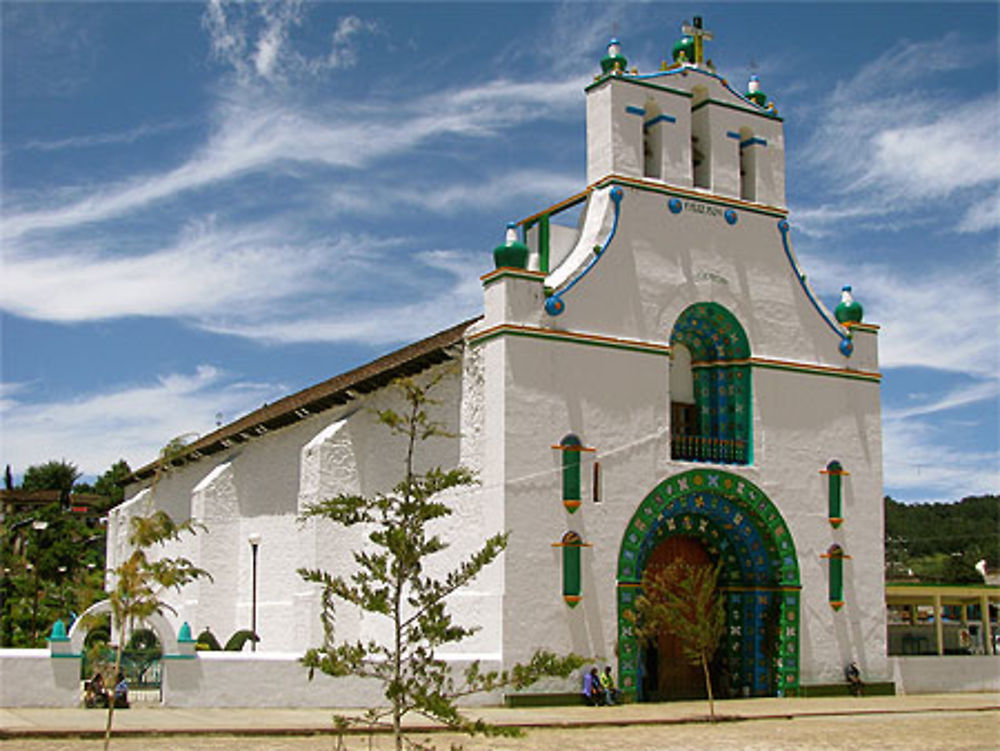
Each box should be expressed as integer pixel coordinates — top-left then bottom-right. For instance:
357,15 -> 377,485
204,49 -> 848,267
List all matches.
0,218 -> 393,323
801,252 -> 999,378
883,412 -> 999,502
797,34 -> 1000,235
15,119 -> 194,153
884,379 -> 1000,421
199,249 -> 483,346
203,0 -> 377,84
324,169 -> 581,218
2,76 -> 581,242
0,367 -> 285,476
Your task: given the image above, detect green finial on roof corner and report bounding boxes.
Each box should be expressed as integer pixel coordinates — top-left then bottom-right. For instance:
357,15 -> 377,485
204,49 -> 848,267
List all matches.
601,38 -> 628,75
493,222 -> 529,270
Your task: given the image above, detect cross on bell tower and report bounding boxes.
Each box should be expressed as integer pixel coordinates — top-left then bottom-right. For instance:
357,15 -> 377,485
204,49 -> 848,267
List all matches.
681,16 -> 713,65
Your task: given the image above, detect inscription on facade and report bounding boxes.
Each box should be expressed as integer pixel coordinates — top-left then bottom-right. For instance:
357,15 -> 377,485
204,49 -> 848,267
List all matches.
683,200 -> 723,217
695,271 -> 729,285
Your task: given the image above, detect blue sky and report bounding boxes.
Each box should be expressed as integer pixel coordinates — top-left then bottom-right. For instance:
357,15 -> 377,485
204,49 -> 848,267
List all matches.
2,2 -> 997,504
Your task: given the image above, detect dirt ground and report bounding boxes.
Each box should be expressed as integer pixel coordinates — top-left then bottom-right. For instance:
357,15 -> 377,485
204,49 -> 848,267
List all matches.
3,710 -> 998,751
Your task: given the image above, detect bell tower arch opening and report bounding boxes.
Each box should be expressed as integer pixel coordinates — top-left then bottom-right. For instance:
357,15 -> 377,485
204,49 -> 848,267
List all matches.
690,85 -> 710,189
643,99 -> 663,179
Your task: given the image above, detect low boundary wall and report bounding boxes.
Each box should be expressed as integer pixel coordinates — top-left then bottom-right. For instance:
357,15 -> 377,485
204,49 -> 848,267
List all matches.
0,650 -> 81,707
890,656 -> 1000,694
7,649 -> 995,707
0,648 -> 506,708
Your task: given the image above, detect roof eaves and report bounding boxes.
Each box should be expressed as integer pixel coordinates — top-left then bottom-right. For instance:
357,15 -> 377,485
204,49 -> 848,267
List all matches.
125,317 -> 480,485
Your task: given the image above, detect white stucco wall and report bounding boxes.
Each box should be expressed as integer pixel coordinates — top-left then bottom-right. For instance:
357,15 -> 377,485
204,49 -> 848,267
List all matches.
115,360 -> 503,681
0,650 -> 80,707
891,656 -> 1000,694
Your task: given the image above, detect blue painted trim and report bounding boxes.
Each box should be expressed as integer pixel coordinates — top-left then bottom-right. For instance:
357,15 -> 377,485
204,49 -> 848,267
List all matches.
162,654 -> 197,660
545,187 -> 625,317
50,653 -> 83,659
777,220 -> 852,356
727,131 -> 742,140
643,114 -> 676,129
741,137 -> 767,148
631,65 -> 779,118
625,105 -> 646,116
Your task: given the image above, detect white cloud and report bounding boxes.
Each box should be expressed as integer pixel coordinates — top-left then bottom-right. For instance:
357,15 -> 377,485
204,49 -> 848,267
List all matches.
797,34 -> 1000,234
0,367 -> 285,476
16,119 -> 194,153
800,253 -> 999,378
2,76 -> 581,242
203,1 -> 375,84
324,169 -> 581,218
0,218 -> 392,323
883,414 -> 999,502
324,15 -> 377,71
200,249 -> 483,346
884,379 -> 999,421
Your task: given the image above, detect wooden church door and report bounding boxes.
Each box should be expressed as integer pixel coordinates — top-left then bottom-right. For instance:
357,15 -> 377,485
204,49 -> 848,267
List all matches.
645,535 -> 712,700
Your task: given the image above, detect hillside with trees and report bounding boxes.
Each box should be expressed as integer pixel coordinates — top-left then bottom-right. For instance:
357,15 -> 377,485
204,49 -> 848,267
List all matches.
885,495 -> 999,583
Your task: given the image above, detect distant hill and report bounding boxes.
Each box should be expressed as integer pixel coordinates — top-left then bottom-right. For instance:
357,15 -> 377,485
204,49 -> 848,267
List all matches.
885,495 -> 999,583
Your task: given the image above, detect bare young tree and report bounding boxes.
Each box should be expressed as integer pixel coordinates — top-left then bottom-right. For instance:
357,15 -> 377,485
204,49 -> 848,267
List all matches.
629,560 -> 725,720
299,373 -> 582,750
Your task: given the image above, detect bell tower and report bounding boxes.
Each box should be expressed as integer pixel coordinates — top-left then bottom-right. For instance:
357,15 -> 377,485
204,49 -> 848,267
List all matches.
585,18 -> 787,208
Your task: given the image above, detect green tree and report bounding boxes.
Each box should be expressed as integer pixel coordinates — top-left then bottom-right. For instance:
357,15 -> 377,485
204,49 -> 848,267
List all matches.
629,560 -> 725,721
299,374 -> 582,750
21,460 -> 81,494
1,502 -> 105,646
885,495 -> 1000,581
99,510 -> 210,750
93,460 -> 131,510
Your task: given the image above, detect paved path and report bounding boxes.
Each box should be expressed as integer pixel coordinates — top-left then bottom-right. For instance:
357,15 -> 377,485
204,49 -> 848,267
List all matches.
1,693 -> 997,750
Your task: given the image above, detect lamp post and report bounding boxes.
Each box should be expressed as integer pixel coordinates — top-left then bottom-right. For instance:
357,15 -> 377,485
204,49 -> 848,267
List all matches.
30,520 -> 49,644
248,533 -> 261,652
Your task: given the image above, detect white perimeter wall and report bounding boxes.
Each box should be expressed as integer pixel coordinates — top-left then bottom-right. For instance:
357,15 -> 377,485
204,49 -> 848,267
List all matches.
890,656 -> 1000,694
0,650 -> 80,707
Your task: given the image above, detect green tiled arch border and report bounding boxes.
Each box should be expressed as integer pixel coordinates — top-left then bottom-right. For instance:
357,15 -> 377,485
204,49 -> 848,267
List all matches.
616,468 -> 801,700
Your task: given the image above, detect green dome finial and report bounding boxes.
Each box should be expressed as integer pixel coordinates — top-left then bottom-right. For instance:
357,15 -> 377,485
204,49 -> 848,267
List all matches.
493,222 -> 529,270
835,285 -> 864,324
48,619 -> 68,641
600,38 -> 628,75
747,74 -> 768,107
672,35 -> 695,63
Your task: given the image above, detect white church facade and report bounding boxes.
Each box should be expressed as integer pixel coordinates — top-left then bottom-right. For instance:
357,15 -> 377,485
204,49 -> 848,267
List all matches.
111,20 -> 889,702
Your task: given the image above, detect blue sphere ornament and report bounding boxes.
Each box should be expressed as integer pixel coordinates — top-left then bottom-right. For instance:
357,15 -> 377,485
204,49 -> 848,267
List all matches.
668,198 -> 683,214
545,296 -> 565,316
839,338 -> 854,357
778,219 -> 789,233
610,186 -> 624,204
725,209 -> 738,225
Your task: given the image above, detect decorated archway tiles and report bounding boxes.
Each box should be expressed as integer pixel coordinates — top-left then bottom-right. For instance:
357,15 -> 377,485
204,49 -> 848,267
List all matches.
616,468 -> 800,700
670,303 -> 750,361
670,303 -> 752,464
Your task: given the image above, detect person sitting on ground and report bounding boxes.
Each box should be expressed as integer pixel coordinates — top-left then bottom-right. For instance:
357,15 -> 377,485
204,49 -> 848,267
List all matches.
600,666 -> 619,705
845,661 -> 864,697
113,672 -> 129,709
84,671 -> 108,708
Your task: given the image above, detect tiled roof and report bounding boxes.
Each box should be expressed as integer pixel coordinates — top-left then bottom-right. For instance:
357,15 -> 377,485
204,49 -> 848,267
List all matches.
127,317 -> 480,482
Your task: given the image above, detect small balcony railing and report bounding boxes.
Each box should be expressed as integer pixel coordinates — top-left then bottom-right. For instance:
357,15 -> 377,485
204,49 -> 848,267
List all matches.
671,434 -> 748,465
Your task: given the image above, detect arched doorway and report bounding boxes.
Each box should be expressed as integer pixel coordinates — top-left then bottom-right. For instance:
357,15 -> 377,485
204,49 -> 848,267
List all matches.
617,469 -> 800,701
